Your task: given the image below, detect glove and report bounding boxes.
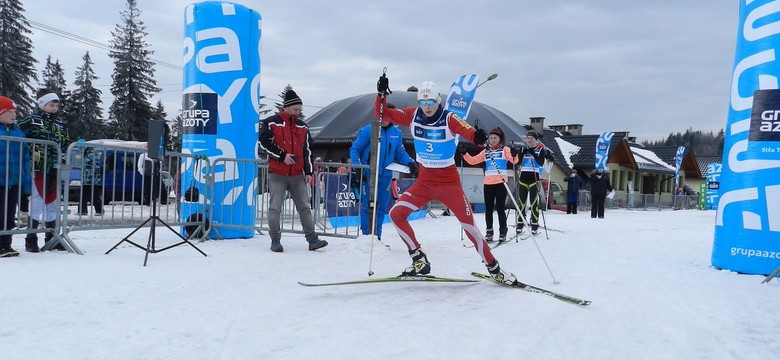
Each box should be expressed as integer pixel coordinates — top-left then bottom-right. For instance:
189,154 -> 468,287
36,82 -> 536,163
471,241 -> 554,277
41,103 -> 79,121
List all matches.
407,162 -> 419,177
545,149 -> 555,161
457,145 -> 467,155
377,73 -> 392,95
473,128 -> 488,145
510,147 -> 519,157
513,145 -> 528,156
350,168 -> 362,189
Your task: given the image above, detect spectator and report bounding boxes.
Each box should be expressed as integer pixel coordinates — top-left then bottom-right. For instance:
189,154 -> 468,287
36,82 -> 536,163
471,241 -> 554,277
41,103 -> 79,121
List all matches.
589,168 -> 613,219
18,88 -> 69,252
258,89 -> 327,253
349,112 -> 415,240
79,144 -> 104,216
563,171 -> 583,214
0,97 -> 31,257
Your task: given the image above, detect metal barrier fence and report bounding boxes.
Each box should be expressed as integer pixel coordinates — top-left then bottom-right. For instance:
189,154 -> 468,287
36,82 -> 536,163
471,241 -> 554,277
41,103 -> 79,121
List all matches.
245,159 -> 365,240
59,141 -> 207,251
573,190 -> 701,211
0,135 -> 79,253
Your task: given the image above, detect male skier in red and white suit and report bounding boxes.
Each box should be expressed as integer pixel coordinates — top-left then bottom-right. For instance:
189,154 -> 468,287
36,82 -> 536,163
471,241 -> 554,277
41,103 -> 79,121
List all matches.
374,74 -> 519,284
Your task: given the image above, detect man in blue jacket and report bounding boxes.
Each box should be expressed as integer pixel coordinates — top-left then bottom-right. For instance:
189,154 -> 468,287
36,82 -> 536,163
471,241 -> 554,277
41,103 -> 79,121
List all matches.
350,112 -> 416,239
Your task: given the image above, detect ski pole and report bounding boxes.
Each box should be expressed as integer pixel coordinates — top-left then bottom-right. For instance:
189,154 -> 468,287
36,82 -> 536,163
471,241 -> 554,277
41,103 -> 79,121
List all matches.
532,166 -> 550,240
367,67 -> 388,277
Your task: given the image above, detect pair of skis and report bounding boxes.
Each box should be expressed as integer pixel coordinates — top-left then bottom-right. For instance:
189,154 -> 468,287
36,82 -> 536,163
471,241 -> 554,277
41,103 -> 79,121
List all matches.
298,273 -> 591,307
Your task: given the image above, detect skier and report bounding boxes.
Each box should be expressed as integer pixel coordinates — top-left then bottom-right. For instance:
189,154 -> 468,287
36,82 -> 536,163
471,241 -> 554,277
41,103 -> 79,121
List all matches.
512,131 -> 552,236
349,111 -> 416,240
462,127 -> 517,242
374,74 -> 519,285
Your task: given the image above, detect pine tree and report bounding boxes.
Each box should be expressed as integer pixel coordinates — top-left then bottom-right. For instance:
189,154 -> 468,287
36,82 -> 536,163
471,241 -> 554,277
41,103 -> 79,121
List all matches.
108,0 -> 160,141
40,55 -> 67,94
168,114 -> 183,153
0,0 -> 38,115
70,51 -> 104,140
39,55 -> 79,131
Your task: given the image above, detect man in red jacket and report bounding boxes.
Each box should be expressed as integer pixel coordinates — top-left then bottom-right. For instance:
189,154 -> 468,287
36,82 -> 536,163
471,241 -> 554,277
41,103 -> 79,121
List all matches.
258,90 -> 328,253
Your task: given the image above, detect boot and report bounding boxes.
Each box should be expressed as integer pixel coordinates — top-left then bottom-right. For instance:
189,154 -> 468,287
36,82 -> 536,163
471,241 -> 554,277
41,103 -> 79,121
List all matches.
531,223 -> 540,235
270,240 -> 284,253
307,238 -> 328,251
44,221 -> 65,251
498,227 -> 508,242
25,220 -> 40,253
485,229 -> 494,242
487,260 -> 518,285
401,248 -> 431,276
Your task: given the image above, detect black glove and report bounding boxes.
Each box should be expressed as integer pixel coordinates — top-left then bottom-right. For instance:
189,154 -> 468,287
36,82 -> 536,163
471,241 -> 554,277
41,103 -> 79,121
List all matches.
457,145 -> 467,155
350,168 -> 362,189
377,74 -> 392,95
513,145 -> 528,156
545,149 -> 555,161
510,147 -> 519,157
407,162 -> 419,177
473,128 -> 488,145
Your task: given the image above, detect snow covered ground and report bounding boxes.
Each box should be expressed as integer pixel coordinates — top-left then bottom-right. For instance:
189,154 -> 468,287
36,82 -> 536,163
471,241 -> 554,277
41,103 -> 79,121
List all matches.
3,208 -> 778,360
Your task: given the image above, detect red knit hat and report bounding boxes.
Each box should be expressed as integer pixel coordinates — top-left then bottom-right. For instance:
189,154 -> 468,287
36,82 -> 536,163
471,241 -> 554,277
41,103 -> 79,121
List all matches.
0,96 -> 17,115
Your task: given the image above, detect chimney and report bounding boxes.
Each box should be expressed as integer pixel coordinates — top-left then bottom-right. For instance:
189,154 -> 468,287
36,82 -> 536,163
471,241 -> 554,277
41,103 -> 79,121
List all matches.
529,116 -> 545,135
566,124 -> 583,136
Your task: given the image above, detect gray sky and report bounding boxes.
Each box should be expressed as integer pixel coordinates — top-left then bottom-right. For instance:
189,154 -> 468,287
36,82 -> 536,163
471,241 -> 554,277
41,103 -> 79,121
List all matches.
24,0 -> 738,143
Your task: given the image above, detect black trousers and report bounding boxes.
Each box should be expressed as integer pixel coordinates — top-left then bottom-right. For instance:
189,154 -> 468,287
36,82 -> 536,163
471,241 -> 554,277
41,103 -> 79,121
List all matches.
591,196 -> 606,218
0,186 -> 19,248
567,202 -> 578,214
79,185 -> 103,214
483,183 -> 507,230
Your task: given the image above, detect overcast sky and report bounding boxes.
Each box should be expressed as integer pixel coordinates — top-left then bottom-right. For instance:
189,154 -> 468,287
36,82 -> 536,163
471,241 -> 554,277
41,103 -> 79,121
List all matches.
22,0 -> 737,142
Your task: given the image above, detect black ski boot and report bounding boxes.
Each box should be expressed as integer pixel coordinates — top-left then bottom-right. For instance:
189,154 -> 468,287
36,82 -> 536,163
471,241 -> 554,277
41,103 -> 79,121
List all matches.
485,229 -> 494,242
498,227 -> 508,242
44,221 -> 65,251
25,220 -> 40,253
401,248 -> 431,276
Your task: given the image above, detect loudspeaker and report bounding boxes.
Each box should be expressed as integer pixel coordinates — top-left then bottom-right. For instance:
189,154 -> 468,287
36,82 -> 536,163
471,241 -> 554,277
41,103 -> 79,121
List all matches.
147,119 -> 167,160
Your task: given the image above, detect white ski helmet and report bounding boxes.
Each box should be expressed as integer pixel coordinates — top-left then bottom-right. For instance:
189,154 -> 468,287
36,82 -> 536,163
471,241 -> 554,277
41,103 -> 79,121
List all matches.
417,81 -> 441,103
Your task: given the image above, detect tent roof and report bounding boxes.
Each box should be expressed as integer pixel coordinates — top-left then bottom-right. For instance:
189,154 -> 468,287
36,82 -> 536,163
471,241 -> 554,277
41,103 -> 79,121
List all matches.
306,91 -> 527,145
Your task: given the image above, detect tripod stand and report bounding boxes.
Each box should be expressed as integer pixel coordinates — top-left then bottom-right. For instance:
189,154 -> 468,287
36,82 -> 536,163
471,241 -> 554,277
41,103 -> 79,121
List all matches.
106,165 -> 207,266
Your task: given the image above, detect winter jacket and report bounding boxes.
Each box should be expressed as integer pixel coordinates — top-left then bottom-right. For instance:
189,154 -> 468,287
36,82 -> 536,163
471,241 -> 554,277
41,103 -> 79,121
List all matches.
0,124 -> 32,193
563,174 -> 583,202
349,123 -> 414,179
589,172 -> 613,198
258,111 -> 313,176
17,110 -> 69,174
81,147 -> 104,186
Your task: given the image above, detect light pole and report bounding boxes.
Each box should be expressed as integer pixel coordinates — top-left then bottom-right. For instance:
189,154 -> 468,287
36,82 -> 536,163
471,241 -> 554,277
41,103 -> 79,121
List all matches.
477,73 -> 498,88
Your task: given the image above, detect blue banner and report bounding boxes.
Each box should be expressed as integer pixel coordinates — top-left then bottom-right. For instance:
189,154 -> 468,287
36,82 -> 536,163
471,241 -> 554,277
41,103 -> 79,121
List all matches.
180,2 -> 262,238
324,174 -> 425,228
445,74 -> 479,120
595,131 -> 613,170
712,0 -> 780,275
706,163 -> 722,211
674,146 -> 685,190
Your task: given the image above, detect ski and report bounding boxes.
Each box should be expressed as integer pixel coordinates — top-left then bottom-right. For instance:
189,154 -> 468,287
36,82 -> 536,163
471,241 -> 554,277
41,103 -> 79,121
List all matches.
298,274 -> 479,287
471,272 -> 591,307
